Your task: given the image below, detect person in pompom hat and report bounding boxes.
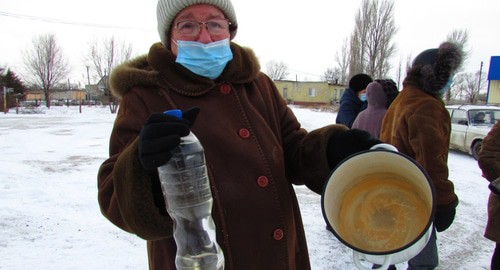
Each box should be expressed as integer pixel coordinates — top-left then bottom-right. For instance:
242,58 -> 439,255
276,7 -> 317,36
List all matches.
336,73 -> 373,128
97,0 -> 386,269
380,41 -> 463,269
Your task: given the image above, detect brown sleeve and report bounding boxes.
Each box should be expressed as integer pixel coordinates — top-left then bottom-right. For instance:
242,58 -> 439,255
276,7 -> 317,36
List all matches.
479,122 -> 500,182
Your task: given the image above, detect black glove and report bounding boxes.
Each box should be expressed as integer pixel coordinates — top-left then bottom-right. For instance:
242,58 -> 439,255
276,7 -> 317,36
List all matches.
138,107 -> 200,170
434,207 -> 456,232
326,128 -> 382,170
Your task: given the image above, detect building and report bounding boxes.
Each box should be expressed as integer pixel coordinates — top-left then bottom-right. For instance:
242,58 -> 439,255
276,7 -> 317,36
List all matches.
25,75 -> 111,106
84,75 -> 109,103
24,88 -> 86,106
487,56 -> 500,105
273,80 -> 346,106
24,90 -> 44,102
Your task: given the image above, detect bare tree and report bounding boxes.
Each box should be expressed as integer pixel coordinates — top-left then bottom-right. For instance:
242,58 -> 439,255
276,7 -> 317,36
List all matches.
348,24 -> 365,77
349,0 -> 397,79
452,71 -> 487,104
322,67 -> 341,83
23,33 -> 70,108
395,56 -> 404,90
365,0 -> 397,78
334,38 -> 350,85
265,61 -> 290,81
84,36 -> 133,113
394,54 -> 413,89
445,29 -> 471,102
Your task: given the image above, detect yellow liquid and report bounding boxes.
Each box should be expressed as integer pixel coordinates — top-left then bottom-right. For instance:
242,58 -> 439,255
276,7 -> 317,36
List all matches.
337,174 -> 430,252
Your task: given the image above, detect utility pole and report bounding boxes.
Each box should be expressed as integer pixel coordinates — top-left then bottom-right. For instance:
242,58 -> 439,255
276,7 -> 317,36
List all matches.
86,66 -> 90,86
1,66 -> 9,113
3,85 -> 6,114
477,61 -> 483,103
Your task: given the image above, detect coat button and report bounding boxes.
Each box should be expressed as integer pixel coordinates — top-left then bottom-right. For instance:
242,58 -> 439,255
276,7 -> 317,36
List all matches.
220,84 -> 231,94
257,176 -> 269,188
238,128 -> 250,139
273,229 -> 284,240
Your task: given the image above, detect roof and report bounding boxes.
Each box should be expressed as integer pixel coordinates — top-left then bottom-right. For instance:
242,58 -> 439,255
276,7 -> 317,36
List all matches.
446,104 -> 500,111
488,56 -> 500,80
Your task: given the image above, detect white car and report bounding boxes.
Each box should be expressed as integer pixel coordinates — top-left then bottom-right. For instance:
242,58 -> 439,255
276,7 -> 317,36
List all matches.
446,105 -> 500,159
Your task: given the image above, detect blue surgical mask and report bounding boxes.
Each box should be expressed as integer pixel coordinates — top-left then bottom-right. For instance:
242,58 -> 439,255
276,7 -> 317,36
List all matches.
174,38 -> 233,79
359,93 -> 367,102
437,77 -> 454,96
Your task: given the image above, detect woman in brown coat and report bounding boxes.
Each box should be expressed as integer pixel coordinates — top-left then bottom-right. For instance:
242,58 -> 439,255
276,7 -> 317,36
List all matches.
380,42 -> 462,269
478,121 -> 500,269
97,1 -> 381,269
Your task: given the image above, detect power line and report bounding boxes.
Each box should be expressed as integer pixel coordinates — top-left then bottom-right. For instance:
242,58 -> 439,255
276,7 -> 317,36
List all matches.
0,11 -> 151,31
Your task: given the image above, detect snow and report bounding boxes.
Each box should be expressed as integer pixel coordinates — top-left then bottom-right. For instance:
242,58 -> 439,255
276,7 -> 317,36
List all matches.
0,105 -> 493,269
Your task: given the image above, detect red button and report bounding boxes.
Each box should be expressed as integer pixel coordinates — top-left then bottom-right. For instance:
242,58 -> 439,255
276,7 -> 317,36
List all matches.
239,128 -> 250,139
257,176 -> 269,188
273,229 -> 284,240
220,84 -> 231,94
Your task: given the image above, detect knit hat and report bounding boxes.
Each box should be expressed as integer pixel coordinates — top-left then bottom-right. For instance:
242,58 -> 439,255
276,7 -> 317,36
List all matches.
349,73 -> 373,93
405,42 -> 463,95
157,0 -> 238,47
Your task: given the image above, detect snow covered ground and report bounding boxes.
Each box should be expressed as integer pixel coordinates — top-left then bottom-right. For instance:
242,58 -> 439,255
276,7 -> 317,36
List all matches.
0,105 -> 493,269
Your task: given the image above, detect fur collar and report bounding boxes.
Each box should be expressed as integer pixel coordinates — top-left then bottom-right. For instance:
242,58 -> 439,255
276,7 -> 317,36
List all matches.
110,42 -> 261,97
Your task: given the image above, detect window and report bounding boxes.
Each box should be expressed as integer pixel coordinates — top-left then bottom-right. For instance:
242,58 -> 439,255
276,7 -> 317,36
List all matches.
470,110 -> 487,125
308,88 -> 316,97
450,109 -> 467,125
282,87 -> 288,99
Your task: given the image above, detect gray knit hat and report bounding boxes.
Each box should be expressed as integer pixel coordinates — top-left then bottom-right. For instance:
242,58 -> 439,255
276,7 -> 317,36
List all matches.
157,0 -> 238,47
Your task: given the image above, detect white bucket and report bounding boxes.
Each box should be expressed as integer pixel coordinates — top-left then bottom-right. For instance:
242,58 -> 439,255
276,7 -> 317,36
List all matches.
321,144 -> 436,270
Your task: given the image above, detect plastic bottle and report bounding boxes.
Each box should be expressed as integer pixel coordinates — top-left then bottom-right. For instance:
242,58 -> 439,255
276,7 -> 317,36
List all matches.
157,109 -> 224,270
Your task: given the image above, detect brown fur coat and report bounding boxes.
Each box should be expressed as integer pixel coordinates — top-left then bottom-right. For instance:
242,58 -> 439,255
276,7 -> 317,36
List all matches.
380,85 -> 458,211
478,121 -> 500,242
97,42 -> 347,270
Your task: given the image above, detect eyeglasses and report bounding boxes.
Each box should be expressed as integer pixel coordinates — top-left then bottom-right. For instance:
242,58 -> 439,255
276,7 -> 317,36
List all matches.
174,19 -> 231,37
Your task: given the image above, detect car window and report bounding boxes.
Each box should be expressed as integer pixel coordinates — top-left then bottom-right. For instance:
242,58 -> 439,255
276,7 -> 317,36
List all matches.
469,110 -> 500,125
451,109 -> 468,125
493,110 -> 500,124
470,110 -> 487,125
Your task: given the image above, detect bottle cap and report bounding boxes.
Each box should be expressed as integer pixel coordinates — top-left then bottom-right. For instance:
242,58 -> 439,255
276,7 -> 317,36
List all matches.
164,109 -> 182,119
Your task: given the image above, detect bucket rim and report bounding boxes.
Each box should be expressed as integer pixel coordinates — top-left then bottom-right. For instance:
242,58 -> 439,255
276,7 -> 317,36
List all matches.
320,148 -> 437,255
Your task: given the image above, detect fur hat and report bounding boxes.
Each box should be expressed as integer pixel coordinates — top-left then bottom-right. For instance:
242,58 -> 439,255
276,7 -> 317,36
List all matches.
157,0 -> 238,47
405,42 -> 463,95
349,73 -> 373,93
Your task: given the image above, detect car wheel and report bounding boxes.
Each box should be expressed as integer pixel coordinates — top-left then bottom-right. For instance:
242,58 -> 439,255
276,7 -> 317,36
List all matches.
472,140 -> 482,160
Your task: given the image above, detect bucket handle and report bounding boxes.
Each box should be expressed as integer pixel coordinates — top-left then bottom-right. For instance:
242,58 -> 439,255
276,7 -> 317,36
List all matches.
353,250 -> 391,270
370,143 -> 398,152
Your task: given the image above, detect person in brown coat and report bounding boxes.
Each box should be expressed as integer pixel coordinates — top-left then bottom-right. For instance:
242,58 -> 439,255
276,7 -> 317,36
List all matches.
380,42 -> 463,269
96,0 -> 382,269
478,121 -> 500,269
